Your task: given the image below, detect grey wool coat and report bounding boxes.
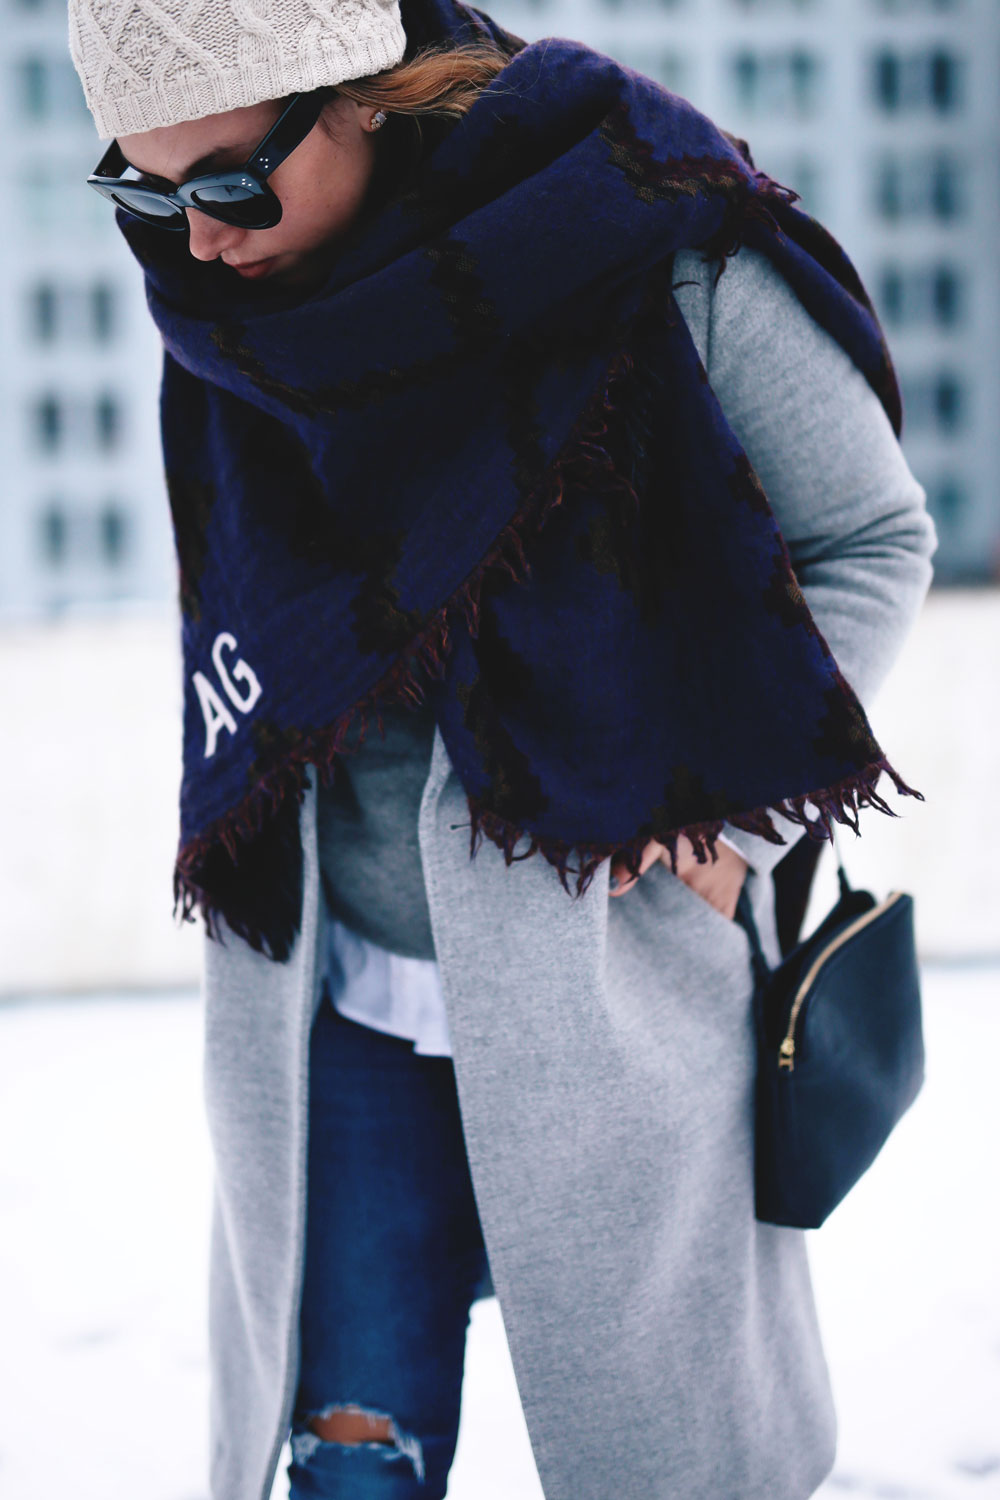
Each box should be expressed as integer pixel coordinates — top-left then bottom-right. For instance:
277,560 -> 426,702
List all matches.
199,245 -> 937,1500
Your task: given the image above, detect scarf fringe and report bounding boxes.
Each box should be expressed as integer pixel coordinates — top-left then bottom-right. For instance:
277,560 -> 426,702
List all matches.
701,172 -> 803,288
459,755 -> 925,899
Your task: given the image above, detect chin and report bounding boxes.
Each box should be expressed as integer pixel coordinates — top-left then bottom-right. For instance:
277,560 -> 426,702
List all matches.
273,261 -> 311,283
279,253 -> 336,290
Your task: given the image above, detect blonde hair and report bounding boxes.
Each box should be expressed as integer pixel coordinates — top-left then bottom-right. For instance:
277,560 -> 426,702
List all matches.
311,34 -> 525,228
334,37 -> 517,123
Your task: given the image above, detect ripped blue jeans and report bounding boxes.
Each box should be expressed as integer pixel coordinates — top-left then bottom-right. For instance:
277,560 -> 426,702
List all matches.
287,985 -> 494,1498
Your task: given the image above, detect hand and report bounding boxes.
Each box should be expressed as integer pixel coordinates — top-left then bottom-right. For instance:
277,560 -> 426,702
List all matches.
608,833 -> 750,921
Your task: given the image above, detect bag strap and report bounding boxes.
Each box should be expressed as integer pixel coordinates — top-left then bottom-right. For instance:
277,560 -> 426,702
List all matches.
735,881 -> 772,987
832,822 -> 854,901
734,824 -> 853,987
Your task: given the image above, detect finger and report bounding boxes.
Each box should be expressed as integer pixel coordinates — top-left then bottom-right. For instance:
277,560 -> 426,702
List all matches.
609,870 -> 637,896
638,839 -> 667,876
609,839 -> 665,897
608,857 -> 634,896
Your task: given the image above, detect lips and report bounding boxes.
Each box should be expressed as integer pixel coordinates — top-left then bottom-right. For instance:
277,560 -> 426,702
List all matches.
228,257 -> 276,279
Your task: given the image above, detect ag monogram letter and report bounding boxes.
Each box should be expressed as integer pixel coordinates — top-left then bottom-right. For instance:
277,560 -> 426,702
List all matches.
193,632 -> 264,758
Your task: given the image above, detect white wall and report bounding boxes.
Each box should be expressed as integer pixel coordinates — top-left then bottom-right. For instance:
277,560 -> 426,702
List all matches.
0,588 -> 995,997
1,604 -> 199,994
798,587 -> 999,959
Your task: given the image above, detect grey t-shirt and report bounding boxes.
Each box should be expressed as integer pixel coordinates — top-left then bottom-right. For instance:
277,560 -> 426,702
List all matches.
315,695 -> 437,959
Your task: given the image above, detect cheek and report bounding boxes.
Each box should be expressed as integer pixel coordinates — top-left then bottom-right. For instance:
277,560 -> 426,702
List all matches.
304,174 -> 367,235
278,141 -> 374,249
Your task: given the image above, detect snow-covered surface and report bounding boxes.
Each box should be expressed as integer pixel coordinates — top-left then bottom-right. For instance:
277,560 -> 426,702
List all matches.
1,588 -> 998,997
0,964 -> 996,1499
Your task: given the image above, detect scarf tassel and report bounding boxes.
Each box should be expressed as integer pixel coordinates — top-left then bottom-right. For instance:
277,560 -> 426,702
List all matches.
461,754 -> 924,901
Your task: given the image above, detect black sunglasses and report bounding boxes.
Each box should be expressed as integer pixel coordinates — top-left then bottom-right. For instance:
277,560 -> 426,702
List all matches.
86,90 -> 329,231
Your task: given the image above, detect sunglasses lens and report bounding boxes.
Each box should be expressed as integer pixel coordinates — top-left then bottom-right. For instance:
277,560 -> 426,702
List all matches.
110,189 -> 186,226
190,182 -> 277,228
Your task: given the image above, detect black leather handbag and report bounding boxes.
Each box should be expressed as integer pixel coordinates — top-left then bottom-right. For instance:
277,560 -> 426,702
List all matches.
734,834 -> 925,1230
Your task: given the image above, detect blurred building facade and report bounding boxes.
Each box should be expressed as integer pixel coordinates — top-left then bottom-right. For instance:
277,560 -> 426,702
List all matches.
0,0 -> 996,618
490,0 -> 1000,584
0,0 -> 172,618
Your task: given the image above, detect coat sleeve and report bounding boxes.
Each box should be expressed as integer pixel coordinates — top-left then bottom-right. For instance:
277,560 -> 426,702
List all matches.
671,244 -> 939,878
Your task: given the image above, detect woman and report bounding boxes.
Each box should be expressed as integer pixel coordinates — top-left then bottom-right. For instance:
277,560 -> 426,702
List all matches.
68,0 -> 937,1495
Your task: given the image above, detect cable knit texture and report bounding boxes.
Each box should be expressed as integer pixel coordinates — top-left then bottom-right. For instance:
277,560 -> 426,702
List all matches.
68,0 -> 408,139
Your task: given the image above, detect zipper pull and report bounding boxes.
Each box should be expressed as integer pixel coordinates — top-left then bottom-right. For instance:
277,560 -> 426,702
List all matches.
778,1036 -> 796,1071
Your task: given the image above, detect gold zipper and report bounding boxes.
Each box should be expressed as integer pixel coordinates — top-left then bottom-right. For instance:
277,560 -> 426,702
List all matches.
777,891 -> 905,1072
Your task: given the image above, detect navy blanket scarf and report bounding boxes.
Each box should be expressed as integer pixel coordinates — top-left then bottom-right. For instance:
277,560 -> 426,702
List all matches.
118,0 -> 923,962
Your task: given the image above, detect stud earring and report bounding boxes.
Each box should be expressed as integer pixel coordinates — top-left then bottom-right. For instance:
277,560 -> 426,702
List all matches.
369,110 -> 388,131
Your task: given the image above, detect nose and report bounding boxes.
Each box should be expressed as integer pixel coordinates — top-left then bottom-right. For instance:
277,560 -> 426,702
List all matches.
185,206 -> 245,262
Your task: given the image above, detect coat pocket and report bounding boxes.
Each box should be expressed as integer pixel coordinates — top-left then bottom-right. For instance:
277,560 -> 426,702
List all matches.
607,853 -> 753,977
649,859 -> 749,936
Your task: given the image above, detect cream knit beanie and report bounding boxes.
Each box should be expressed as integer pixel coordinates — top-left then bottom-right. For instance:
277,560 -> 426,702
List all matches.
68,0 -> 408,139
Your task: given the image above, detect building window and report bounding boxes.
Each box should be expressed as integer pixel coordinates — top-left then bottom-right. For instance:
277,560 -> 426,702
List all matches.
16,58 -> 47,116
29,283 -> 58,342
29,392 -> 126,452
91,283 -> 116,341
32,394 -> 63,452
732,51 -> 756,105
39,504 -> 67,564
878,263 -> 966,327
871,49 -> 964,113
729,50 -> 822,116
14,56 -> 90,121
95,393 -> 123,451
99,504 -> 130,566
933,267 -> 962,323
36,500 -> 133,569
26,281 -> 119,343
36,505 -> 91,567
926,477 -> 967,529
900,371 -> 965,434
875,151 -> 964,221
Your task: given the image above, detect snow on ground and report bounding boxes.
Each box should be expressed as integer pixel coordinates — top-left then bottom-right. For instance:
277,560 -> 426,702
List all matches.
0,964 -> 996,1500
